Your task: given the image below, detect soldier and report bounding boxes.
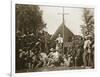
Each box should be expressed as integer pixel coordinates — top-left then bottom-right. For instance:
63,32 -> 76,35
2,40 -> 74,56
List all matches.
83,35 -> 92,68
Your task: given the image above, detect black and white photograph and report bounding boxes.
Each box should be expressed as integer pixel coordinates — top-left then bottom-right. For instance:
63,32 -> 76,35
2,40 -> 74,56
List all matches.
15,4 -> 94,73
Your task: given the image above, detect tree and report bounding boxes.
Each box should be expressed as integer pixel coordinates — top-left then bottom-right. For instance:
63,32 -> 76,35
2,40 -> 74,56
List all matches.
81,8 -> 94,37
16,4 -> 46,71
16,4 -> 45,36
80,8 -> 94,68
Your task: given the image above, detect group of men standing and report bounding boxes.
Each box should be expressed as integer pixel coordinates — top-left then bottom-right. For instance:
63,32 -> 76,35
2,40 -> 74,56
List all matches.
53,34 -> 94,68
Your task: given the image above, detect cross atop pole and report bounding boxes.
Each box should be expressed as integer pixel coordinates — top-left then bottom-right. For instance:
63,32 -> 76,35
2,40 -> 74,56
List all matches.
58,6 -> 69,25
58,6 -> 69,55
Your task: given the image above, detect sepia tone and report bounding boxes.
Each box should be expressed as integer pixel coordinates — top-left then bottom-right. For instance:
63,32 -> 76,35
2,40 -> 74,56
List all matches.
15,4 -> 94,73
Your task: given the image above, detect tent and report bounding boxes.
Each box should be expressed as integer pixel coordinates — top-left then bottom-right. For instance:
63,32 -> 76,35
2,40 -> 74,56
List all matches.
51,23 -> 74,43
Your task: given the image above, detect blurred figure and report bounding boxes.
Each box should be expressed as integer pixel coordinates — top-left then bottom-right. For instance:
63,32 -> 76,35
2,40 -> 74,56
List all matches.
56,34 -> 63,54
56,34 -> 63,44
63,55 -> 72,67
27,50 -> 34,71
83,35 -> 92,68
39,52 -> 48,67
18,49 -> 26,70
47,48 -> 55,66
47,48 -> 60,66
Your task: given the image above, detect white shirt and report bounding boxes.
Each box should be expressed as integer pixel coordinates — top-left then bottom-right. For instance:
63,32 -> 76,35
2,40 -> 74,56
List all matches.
84,40 -> 91,49
56,36 -> 63,43
56,44 -> 59,50
53,52 -> 60,61
40,53 -> 47,60
84,39 -> 91,53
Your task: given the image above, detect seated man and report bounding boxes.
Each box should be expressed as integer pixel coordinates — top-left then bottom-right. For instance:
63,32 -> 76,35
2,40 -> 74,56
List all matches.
63,55 -> 72,67
47,48 -> 60,66
47,48 -> 55,66
39,52 -> 48,67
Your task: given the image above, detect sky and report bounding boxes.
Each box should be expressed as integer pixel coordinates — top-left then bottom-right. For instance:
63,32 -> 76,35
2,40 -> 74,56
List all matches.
39,5 -> 84,35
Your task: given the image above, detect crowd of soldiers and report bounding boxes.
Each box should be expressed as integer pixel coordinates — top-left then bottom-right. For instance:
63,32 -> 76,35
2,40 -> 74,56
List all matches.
16,31 -> 94,72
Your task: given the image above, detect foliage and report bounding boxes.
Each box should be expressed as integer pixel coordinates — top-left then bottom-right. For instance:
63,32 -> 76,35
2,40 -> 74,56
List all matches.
81,8 -> 94,37
16,4 -> 45,36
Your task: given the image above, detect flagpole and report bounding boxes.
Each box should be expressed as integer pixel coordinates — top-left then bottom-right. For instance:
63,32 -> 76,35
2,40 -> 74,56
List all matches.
63,6 -> 64,56
57,7 -> 69,55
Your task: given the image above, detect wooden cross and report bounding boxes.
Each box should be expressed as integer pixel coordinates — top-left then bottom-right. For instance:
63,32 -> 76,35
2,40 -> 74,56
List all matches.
58,6 -> 69,24
58,6 -> 69,55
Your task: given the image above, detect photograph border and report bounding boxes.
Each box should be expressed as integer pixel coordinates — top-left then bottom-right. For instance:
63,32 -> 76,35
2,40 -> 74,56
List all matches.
11,0 -> 96,77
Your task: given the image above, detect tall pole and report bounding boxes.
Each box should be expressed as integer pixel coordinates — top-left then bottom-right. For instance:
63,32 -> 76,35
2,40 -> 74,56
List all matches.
62,7 -> 64,56
44,26 -> 48,53
58,7 -> 69,55
63,7 -> 65,24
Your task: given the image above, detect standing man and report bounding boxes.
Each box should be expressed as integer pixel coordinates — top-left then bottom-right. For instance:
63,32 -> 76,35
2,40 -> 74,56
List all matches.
56,34 -> 63,53
83,35 -> 92,68
56,34 -> 63,44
